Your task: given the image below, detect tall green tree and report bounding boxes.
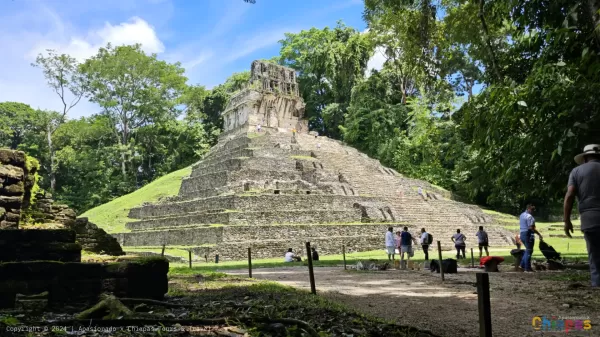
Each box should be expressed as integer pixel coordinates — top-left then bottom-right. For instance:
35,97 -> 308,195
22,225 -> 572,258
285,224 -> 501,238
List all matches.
454,0 -> 600,212
279,22 -> 372,139
80,43 -> 188,186
0,102 -> 40,150
32,50 -> 86,192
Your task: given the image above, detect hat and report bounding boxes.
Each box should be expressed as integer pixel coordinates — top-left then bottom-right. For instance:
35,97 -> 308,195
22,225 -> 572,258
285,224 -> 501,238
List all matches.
574,144 -> 600,165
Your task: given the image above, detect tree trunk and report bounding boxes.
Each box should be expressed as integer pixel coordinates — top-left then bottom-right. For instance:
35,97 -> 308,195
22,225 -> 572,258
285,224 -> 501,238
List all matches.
47,124 -> 56,192
121,120 -> 129,180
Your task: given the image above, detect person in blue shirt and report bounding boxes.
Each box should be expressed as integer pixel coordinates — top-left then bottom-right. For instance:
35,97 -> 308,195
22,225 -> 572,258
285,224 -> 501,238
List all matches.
519,204 -> 544,271
400,227 -> 417,262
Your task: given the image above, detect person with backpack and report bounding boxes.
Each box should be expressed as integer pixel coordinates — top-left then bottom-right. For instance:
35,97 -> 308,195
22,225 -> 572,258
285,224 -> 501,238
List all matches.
476,226 -> 489,258
451,229 -> 467,259
420,228 -> 433,260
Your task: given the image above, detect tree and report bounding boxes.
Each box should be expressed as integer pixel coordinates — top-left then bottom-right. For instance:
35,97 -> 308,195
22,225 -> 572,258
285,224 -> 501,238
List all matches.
32,50 -> 86,192
279,22 -> 372,139
454,0 -> 600,212
80,43 -> 188,184
0,102 -> 39,150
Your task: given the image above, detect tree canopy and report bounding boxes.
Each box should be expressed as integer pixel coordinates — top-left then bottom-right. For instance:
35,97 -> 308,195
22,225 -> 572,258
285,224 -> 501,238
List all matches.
2,0 -> 597,217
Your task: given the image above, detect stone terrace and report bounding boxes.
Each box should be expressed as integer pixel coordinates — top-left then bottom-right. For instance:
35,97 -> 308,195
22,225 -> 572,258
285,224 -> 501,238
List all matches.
116,126 -> 512,260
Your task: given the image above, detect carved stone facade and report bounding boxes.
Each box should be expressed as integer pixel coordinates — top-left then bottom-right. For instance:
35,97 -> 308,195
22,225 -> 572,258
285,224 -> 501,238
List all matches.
221,60 -> 308,133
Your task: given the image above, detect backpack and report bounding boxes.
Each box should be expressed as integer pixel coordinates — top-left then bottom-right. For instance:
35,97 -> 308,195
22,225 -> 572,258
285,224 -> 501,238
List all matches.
427,233 -> 433,245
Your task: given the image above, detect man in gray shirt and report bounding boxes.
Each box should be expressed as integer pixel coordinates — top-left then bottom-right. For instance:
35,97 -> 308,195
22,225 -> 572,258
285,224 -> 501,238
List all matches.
564,144 -> 600,287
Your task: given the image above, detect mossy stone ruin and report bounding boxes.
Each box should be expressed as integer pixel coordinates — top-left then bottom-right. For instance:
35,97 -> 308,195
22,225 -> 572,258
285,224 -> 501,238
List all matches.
0,149 -> 167,309
0,149 -> 34,229
115,60 -> 513,261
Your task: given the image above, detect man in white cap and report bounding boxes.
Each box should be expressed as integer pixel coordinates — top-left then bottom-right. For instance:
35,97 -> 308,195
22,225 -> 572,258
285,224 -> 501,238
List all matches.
563,144 -> 600,288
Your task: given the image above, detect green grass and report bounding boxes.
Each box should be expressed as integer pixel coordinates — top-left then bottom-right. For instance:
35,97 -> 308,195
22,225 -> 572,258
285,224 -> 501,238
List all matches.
163,233 -> 589,273
80,166 -> 192,233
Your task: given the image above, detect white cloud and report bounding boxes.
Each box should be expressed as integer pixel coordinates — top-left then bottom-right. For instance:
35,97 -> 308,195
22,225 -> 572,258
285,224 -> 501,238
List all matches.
28,17 -> 164,62
0,2 -> 166,118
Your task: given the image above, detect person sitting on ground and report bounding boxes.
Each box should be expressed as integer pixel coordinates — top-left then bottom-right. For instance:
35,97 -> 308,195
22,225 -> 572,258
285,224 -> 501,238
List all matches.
400,227 -> 417,262
284,248 -> 301,262
385,226 -> 395,261
311,247 -> 319,261
476,226 -> 490,258
451,229 -> 467,259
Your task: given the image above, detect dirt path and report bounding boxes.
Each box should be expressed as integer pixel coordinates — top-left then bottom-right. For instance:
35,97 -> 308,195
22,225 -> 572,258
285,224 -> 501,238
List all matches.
227,265 -> 599,337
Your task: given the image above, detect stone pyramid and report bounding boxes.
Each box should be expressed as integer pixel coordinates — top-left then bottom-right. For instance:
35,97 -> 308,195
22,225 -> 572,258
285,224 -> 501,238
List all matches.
114,61 -> 512,260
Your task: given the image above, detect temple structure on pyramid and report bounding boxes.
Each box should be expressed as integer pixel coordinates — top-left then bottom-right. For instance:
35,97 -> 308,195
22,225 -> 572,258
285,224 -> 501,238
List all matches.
114,60 -> 512,260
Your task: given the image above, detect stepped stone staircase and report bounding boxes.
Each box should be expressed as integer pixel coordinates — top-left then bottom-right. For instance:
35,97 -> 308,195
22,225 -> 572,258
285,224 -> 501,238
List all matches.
114,60 -> 513,261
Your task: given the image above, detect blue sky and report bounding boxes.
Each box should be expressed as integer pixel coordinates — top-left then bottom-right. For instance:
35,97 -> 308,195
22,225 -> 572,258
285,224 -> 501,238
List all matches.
0,0 -> 372,118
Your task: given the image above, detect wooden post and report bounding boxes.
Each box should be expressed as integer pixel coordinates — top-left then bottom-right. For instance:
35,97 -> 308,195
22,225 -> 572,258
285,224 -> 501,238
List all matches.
567,242 -> 570,252
437,241 -> 444,281
471,248 -> 475,268
342,244 -> 347,270
305,242 -> 317,295
476,272 -> 492,337
188,250 -> 192,268
215,254 -> 219,264
204,254 -> 208,263
161,244 -> 165,257
248,247 -> 252,278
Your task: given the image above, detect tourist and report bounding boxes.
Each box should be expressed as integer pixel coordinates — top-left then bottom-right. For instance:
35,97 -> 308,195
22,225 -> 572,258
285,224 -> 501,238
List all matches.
418,186 -> 426,201
420,228 -> 430,260
311,247 -> 319,261
257,124 -> 262,132
317,142 -> 321,150
476,226 -> 489,258
292,127 -> 297,137
385,226 -> 395,261
395,231 -> 402,255
284,248 -> 301,262
451,229 -> 466,259
400,227 -> 417,262
519,204 -> 543,272
563,144 -> 600,287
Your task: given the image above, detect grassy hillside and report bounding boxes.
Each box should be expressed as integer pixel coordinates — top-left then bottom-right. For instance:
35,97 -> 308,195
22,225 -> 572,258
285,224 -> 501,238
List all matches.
81,166 -> 192,233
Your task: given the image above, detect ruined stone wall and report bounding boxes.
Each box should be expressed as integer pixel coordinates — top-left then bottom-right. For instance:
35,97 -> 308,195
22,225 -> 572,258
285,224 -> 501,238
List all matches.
0,149 -> 33,229
26,191 -> 124,256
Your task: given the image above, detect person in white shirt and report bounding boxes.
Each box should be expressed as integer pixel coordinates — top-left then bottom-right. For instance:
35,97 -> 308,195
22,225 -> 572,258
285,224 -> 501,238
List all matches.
451,229 -> 467,259
284,248 -> 301,262
385,227 -> 395,261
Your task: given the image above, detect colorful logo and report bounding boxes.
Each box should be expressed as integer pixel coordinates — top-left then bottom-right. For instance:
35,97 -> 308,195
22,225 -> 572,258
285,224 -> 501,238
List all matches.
532,316 -> 592,333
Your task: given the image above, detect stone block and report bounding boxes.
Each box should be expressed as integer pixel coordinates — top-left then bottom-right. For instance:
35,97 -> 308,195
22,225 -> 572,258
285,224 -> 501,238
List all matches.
0,220 -> 18,229
0,149 -> 25,166
0,165 -> 24,180
0,196 -> 22,208
2,182 -> 24,195
0,229 -> 76,243
5,212 -> 20,222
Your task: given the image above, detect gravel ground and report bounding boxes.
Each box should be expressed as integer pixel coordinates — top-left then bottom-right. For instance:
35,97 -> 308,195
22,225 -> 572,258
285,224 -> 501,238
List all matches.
227,265 -> 600,337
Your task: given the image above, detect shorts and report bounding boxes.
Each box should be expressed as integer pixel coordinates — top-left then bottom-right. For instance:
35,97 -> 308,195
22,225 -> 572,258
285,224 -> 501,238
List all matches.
401,245 -> 411,254
386,246 -> 395,255
479,242 -> 489,248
